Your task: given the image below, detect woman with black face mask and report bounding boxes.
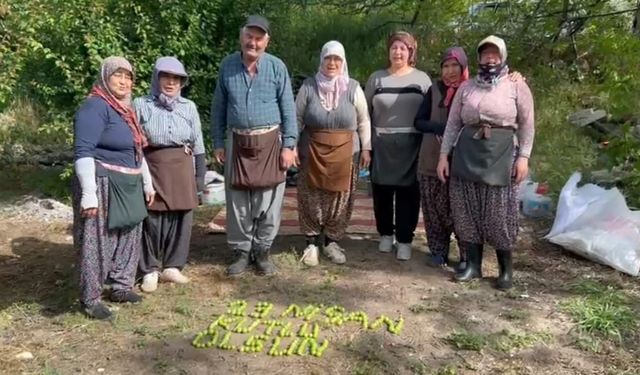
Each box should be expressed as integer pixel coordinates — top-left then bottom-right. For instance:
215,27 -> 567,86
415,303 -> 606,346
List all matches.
436,36 -> 535,290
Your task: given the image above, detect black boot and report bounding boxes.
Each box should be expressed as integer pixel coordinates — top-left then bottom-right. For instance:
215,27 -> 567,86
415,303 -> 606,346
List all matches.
110,289 -> 143,303
495,249 -> 513,290
454,242 -> 469,273
454,243 -> 483,282
254,246 -> 277,275
83,301 -> 112,320
227,251 -> 251,276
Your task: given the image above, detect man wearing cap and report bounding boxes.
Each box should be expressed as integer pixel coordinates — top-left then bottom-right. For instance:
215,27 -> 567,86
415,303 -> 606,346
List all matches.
211,15 -> 297,276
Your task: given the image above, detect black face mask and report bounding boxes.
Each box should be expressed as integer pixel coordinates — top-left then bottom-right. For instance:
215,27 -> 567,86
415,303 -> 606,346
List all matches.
478,63 -> 505,83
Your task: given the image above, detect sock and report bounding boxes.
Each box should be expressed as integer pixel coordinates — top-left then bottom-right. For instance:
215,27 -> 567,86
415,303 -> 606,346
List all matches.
306,236 -> 317,246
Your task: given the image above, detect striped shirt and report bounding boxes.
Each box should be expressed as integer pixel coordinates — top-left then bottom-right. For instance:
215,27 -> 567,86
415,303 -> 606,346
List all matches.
210,52 -> 297,149
133,96 -> 205,155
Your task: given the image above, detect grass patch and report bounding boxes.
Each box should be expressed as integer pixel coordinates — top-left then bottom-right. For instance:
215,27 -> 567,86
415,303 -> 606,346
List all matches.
273,247 -> 301,269
43,365 -> 62,375
0,310 -> 13,331
57,312 -> 92,330
153,358 -> 171,374
561,279 -> 638,340
444,330 -> 487,351
352,358 -> 390,375
573,333 -> 603,353
433,365 -> 458,375
501,308 -> 531,321
407,359 -> 428,375
490,330 -> 553,352
446,329 -> 552,353
174,298 -> 195,317
408,304 -> 438,314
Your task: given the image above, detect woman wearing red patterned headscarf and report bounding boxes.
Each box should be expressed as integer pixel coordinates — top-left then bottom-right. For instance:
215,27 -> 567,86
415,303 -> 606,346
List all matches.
72,56 -> 155,319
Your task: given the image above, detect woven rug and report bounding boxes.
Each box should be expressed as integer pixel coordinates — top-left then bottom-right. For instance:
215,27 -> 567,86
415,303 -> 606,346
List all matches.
207,188 -> 425,235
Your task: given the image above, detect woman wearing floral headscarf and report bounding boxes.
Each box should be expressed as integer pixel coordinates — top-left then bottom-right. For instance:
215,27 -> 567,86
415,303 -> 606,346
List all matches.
73,56 -> 155,319
365,31 -> 432,261
437,36 -> 535,290
296,41 -> 371,266
133,57 -> 205,292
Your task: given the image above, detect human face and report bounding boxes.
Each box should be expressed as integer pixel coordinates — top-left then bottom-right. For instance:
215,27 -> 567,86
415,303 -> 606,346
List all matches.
240,26 -> 270,62
479,44 -> 502,65
107,68 -> 133,99
321,55 -> 343,78
441,59 -> 462,82
388,40 -> 410,68
158,72 -> 183,97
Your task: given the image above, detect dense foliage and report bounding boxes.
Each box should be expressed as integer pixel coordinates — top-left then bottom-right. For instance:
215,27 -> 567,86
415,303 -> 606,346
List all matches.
1,0 -> 639,202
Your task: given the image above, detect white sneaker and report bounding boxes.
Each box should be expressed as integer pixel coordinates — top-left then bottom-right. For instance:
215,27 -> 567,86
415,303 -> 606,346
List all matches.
160,268 -> 190,284
323,242 -> 346,264
141,272 -> 159,293
378,235 -> 395,253
300,244 -> 319,266
396,243 -> 412,261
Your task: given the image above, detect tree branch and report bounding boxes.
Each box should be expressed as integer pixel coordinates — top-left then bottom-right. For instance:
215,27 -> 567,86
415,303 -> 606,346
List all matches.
569,7 -> 640,21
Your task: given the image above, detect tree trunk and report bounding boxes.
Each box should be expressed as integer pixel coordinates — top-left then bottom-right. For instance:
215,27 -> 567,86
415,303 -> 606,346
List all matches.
633,0 -> 640,35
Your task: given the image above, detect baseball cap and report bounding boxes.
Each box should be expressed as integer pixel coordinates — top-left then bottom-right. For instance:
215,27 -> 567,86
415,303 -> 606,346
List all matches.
244,15 -> 270,34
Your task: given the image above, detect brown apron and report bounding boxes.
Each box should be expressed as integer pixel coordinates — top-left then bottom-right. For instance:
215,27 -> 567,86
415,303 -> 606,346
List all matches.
145,147 -> 199,211
451,124 -> 515,186
306,129 -> 354,192
417,133 -> 441,177
231,128 -> 286,190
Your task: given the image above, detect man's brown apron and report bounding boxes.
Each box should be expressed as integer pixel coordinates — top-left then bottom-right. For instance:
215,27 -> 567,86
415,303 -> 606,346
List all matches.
306,129 -> 354,192
144,147 -> 199,211
231,128 -> 286,190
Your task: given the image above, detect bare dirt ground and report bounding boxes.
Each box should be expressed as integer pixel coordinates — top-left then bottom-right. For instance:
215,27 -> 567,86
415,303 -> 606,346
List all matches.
0,202 -> 639,375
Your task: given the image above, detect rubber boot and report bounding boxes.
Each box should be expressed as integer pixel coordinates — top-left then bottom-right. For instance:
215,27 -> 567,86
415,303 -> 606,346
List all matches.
226,251 -> 251,276
254,247 -> 277,275
495,249 -> 513,290
454,241 -> 469,273
454,243 -> 483,282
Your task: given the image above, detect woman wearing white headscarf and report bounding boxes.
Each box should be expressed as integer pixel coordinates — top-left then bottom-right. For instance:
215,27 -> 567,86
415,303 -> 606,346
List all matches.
295,40 -> 371,266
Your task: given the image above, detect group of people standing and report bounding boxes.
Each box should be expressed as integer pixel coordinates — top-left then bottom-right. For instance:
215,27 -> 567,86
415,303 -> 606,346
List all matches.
72,15 -> 534,320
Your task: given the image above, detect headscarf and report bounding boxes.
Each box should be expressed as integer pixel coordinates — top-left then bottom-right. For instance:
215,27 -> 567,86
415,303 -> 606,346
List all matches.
476,35 -> 509,86
315,41 -> 349,111
151,56 -> 189,111
387,31 -> 418,67
89,56 -> 148,162
440,46 -> 469,108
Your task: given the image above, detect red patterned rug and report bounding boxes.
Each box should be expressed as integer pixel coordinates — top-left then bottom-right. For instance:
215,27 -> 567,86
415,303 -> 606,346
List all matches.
207,188 -> 425,235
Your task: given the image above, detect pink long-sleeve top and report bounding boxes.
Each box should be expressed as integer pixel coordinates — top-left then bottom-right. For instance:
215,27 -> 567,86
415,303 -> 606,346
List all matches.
440,76 -> 535,158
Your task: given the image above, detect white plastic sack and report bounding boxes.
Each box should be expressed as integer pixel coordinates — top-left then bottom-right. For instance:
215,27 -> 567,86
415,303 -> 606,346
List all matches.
204,170 -> 225,185
545,172 -> 640,276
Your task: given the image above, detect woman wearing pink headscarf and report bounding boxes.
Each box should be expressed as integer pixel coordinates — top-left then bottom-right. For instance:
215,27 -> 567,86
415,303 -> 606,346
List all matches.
296,40 -> 372,266
415,46 -> 470,269
417,45 -> 524,272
